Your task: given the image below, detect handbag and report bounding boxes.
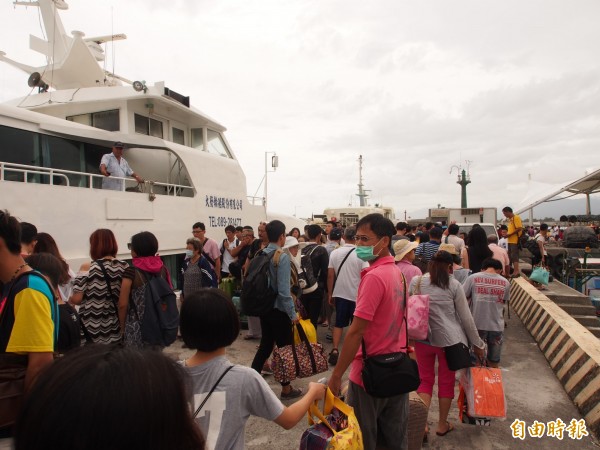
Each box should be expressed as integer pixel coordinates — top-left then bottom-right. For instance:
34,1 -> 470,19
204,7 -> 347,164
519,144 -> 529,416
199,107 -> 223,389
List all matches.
0,354 -> 28,428
444,342 -> 472,371
300,387 -> 363,450
529,266 -> 549,286
293,318 -> 317,345
272,323 -> 328,384
406,276 -> 429,341
361,276 -> 420,398
460,366 -> 506,419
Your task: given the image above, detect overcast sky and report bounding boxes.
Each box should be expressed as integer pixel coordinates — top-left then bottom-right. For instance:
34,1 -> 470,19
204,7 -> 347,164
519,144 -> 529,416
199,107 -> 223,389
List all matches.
1,0 -> 599,221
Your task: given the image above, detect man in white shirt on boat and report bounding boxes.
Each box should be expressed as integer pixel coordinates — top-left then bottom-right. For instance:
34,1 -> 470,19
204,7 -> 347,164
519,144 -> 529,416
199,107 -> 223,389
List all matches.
100,142 -> 143,191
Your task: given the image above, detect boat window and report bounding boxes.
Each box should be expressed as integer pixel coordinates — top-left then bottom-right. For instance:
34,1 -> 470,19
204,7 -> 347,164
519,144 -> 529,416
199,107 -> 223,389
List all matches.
134,113 -> 163,139
191,128 -> 203,149
0,125 -> 193,196
67,110 -> 119,131
0,125 -> 39,182
172,127 -> 185,145
207,129 -> 231,158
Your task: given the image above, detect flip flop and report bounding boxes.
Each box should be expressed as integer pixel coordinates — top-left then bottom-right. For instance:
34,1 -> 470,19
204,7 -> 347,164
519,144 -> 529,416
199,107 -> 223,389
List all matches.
436,422 -> 454,437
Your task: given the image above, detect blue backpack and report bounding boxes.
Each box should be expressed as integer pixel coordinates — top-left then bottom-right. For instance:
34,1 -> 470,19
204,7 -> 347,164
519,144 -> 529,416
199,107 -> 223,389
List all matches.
133,270 -> 179,347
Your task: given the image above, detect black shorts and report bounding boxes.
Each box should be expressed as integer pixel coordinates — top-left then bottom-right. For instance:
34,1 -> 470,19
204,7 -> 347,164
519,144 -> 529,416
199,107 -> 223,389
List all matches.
334,297 -> 356,328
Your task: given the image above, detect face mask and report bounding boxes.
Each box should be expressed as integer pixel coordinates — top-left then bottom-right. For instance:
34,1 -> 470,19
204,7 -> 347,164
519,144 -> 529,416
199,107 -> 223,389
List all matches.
185,250 -> 193,258
355,238 -> 383,262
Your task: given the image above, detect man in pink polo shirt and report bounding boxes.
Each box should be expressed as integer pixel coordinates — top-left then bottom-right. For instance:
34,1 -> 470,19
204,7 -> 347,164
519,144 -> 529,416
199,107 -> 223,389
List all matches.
328,213 -> 408,450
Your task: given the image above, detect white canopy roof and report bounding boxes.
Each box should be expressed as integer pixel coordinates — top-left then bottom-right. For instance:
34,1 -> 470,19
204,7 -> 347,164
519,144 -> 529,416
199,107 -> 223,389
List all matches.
515,168 -> 600,216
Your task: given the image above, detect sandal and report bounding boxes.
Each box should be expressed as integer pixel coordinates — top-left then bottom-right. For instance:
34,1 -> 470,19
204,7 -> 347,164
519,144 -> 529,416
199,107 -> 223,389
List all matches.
280,387 -> 303,400
436,421 -> 454,437
328,349 -> 339,365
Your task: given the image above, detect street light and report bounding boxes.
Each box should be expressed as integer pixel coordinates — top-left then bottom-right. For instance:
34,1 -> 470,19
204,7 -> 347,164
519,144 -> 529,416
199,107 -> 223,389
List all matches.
264,152 -> 278,210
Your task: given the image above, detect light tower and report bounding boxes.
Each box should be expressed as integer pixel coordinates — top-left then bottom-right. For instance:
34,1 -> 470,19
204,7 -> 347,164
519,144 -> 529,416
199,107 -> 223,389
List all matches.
356,155 -> 370,207
450,161 -> 471,208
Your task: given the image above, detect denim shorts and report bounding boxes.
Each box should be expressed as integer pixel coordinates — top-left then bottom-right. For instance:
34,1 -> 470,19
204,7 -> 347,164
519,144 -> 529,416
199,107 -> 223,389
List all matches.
478,330 -> 503,363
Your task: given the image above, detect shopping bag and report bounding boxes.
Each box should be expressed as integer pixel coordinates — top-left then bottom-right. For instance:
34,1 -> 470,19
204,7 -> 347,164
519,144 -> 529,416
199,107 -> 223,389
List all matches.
218,277 -> 236,299
293,318 -> 317,345
457,386 -> 492,426
529,266 -> 549,286
272,323 -> 328,384
407,277 -> 429,340
300,388 -> 363,450
460,366 -> 506,419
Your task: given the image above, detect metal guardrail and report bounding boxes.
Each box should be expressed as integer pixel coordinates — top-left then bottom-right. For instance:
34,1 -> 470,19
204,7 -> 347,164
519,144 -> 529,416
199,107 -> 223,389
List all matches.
0,161 -> 193,197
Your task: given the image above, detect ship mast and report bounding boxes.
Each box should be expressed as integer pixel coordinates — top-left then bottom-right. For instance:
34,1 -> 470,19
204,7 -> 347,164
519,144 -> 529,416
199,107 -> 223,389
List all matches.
356,155 -> 370,207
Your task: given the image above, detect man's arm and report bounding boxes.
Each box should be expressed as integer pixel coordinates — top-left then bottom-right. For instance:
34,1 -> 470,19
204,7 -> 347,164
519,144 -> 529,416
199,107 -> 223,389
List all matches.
229,240 -> 246,257
327,316 -> 369,395
537,238 -> 545,264
25,352 -> 53,392
276,253 -> 297,322
327,267 -> 335,305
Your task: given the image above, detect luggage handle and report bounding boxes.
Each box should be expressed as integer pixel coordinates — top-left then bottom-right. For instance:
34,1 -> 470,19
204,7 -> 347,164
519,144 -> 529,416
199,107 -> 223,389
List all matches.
307,388 -> 354,433
291,322 -> 317,376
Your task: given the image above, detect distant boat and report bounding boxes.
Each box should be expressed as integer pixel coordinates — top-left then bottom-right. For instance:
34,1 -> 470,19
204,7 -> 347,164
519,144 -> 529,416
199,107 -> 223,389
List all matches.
312,155 -> 396,226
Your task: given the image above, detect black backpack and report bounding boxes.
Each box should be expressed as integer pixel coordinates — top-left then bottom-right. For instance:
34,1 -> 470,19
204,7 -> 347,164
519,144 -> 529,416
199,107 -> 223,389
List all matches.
299,244 -> 319,293
523,236 -> 541,258
240,249 -> 280,316
133,270 -> 179,347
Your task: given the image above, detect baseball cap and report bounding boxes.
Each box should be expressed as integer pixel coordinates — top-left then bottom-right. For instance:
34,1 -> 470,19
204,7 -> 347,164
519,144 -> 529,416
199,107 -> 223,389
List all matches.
330,228 -> 343,241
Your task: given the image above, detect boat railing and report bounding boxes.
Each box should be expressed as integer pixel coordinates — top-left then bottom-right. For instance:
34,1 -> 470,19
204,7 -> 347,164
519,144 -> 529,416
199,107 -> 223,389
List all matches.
247,195 -> 265,206
0,161 -> 194,197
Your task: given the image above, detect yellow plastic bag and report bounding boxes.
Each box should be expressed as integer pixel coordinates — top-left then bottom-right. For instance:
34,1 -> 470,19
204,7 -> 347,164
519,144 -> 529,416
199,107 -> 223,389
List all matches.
293,319 -> 317,345
300,388 -> 363,449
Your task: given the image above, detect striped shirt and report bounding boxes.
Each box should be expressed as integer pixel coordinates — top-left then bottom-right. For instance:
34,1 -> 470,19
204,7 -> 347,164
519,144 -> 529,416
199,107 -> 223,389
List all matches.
415,241 -> 440,262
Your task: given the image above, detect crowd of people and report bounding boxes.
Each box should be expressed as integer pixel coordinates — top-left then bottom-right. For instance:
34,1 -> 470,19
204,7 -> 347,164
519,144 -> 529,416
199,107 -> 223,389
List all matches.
1,205 -> 562,449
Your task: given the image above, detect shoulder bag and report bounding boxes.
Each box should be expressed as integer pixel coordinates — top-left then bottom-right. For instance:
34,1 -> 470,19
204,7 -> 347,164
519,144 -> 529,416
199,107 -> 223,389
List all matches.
331,247 -> 355,293
407,276 -> 430,341
361,275 -> 420,398
443,285 -> 473,371
97,259 -> 120,318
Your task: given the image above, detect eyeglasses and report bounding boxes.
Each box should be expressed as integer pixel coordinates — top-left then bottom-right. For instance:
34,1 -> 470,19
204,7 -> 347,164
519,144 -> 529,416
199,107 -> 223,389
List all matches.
354,235 -> 375,243
192,230 -> 202,234
127,242 -> 132,250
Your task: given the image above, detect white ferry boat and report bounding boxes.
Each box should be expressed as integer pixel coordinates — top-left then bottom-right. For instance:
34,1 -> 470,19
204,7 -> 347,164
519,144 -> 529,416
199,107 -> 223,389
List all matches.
0,0 -> 302,274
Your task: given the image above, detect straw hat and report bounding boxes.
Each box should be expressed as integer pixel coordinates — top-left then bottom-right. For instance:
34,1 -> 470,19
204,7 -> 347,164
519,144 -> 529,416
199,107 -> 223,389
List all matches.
393,240 -> 418,261
438,243 -> 459,255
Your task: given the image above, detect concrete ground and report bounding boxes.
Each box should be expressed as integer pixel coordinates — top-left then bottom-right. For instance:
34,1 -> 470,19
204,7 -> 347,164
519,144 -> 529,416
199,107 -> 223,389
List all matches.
165,311 -> 600,450
1,312 -> 596,450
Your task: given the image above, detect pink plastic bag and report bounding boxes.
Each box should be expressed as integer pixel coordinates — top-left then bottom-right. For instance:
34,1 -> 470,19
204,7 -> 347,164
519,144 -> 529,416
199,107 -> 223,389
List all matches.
407,277 -> 429,340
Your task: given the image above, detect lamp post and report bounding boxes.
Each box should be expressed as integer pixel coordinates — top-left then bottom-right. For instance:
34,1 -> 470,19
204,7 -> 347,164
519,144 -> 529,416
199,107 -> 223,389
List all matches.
264,152 -> 278,211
